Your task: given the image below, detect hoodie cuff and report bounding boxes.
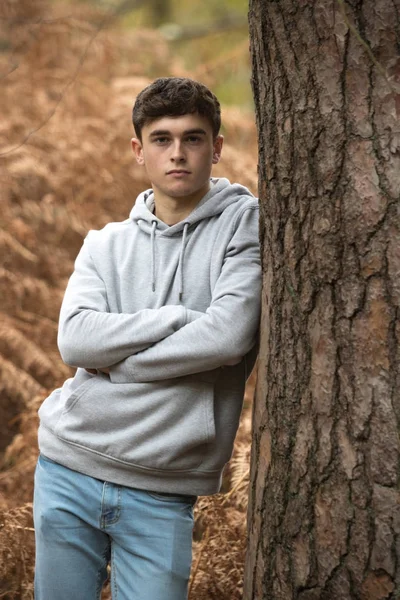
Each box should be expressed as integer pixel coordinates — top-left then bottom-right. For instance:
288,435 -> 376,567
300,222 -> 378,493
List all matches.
109,361 -> 135,384
184,308 -> 204,325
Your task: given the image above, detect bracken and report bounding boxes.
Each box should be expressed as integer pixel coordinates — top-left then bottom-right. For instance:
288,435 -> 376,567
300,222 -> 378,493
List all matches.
0,1 -> 258,597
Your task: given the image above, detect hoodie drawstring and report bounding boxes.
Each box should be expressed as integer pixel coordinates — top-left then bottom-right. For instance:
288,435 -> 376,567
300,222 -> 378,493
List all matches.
151,220 -> 157,292
147,220 -> 189,300
178,223 -> 189,301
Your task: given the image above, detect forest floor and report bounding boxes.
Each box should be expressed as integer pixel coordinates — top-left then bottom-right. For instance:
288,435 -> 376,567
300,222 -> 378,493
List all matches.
0,2 -> 258,598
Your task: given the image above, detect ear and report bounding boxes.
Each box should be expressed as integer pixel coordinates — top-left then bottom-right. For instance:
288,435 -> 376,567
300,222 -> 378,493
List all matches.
212,135 -> 224,164
131,137 -> 145,165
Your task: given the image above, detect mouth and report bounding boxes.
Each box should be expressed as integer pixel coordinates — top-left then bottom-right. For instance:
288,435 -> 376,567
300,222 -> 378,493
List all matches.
166,170 -> 191,175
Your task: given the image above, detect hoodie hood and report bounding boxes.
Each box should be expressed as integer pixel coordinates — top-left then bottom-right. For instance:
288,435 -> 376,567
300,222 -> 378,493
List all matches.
129,177 -> 256,299
129,177 -> 255,236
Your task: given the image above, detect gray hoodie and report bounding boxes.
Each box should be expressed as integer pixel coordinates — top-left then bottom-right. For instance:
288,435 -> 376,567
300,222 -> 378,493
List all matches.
38,178 -> 261,495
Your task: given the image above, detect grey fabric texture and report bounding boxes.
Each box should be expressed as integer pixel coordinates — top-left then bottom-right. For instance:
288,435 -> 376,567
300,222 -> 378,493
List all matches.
38,178 -> 261,496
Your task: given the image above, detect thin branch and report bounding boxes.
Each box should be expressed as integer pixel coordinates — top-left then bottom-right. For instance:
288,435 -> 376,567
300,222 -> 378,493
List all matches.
0,22 -> 42,81
0,13 -> 75,25
0,26 -> 100,156
0,15 -> 105,81
0,0 -> 144,157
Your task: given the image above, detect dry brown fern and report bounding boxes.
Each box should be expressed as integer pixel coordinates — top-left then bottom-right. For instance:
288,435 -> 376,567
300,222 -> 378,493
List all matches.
0,503 -> 35,600
189,494 -> 247,599
0,356 -> 43,458
0,6 -> 258,597
0,320 -> 58,387
0,356 -> 44,410
0,392 -> 45,508
0,269 -> 64,321
0,229 -> 37,265
3,311 -> 60,359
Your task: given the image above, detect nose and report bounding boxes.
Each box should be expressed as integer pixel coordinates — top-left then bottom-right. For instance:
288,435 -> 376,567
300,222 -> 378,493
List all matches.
170,140 -> 185,162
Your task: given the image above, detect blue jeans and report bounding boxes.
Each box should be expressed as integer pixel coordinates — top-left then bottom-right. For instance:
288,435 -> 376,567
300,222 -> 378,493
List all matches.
33,454 -> 196,600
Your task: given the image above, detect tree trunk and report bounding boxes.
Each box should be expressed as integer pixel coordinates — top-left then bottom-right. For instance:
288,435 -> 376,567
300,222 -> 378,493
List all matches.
245,1 -> 400,599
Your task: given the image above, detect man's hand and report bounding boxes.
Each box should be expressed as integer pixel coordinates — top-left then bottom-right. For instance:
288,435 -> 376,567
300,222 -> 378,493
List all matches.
85,367 -> 110,375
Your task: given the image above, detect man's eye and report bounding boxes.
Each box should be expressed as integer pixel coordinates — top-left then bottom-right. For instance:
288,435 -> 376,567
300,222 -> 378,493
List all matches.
154,137 -> 169,144
186,136 -> 201,144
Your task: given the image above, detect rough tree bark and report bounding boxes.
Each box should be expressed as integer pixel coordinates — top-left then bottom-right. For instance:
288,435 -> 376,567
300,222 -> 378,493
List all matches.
245,1 -> 400,599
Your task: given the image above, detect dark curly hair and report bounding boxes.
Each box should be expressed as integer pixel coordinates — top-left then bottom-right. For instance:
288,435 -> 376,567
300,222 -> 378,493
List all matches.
132,77 -> 221,141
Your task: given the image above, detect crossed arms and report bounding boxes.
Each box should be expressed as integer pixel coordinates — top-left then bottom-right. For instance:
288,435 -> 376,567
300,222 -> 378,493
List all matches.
58,207 -> 261,383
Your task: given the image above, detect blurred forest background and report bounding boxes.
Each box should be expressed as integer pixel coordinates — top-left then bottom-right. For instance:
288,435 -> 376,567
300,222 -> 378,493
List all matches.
0,0 -> 258,598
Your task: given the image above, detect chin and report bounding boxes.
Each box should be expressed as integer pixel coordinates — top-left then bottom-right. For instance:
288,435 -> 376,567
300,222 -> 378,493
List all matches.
167,186 -> 200,198
171,189 -> 196,198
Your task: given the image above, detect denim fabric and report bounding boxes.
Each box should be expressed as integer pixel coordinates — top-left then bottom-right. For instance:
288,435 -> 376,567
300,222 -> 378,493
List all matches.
33,455 -> 195,600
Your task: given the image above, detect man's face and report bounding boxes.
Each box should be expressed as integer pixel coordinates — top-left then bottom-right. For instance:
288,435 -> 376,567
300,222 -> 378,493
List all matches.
131,113 -> 223,204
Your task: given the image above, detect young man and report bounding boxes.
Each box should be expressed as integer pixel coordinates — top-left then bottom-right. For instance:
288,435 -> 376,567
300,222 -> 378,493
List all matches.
34,77 -> 261,600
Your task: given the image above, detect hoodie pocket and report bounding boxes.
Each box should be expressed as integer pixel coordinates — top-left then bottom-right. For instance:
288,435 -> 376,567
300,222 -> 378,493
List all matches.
54,375 -> 216,471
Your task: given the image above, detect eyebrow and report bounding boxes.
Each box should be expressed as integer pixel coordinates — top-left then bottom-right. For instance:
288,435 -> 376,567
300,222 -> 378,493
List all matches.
149,128 -> 207,138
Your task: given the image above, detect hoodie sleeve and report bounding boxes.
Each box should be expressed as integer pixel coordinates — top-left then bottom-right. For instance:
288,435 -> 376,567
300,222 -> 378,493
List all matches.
109,206 -> 261,383
57,235 -> 189,369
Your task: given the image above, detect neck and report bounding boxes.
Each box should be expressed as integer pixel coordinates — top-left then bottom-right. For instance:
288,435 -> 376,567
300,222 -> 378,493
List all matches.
153,182 -> 211,225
